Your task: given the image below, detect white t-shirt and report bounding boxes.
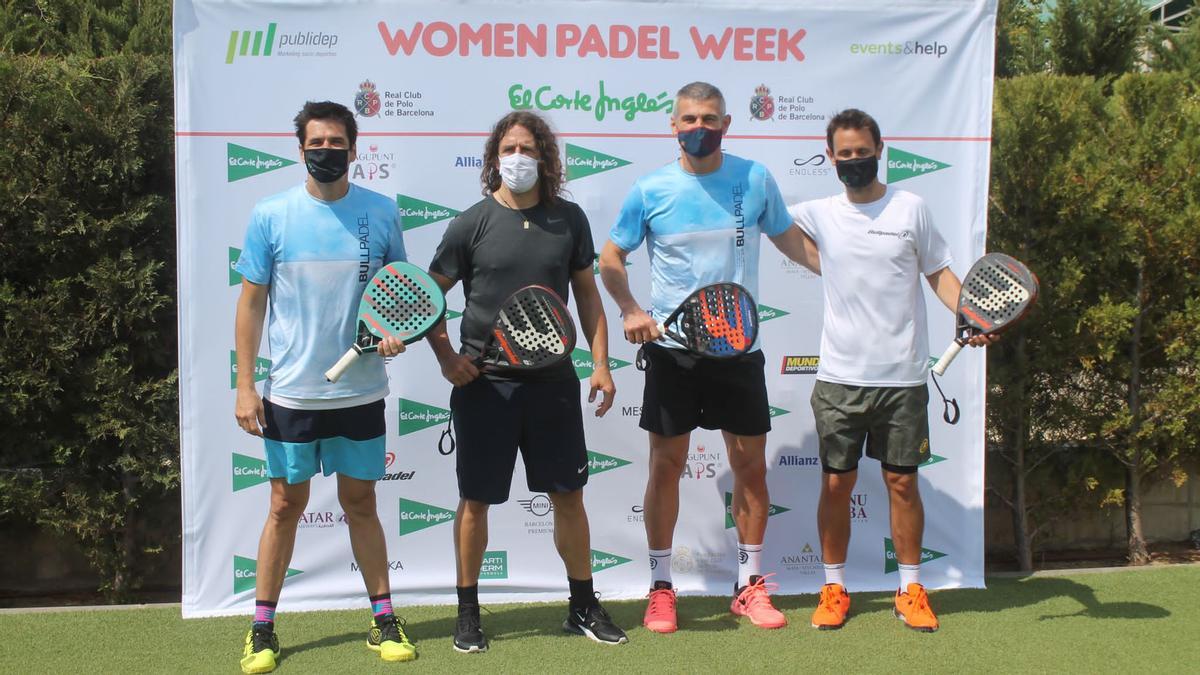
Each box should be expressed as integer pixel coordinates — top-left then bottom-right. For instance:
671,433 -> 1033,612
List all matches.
788,187 -> 951,386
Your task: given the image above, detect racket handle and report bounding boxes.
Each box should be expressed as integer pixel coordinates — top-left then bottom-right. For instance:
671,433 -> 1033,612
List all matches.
932,340 -> 964,376
325,347 -> 360,383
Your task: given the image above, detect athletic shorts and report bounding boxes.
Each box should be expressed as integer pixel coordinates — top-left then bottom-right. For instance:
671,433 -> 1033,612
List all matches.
809,381 -> 931,473
638,343 -> 771,437
262,398 -> 387,484
449,376 -> 588,504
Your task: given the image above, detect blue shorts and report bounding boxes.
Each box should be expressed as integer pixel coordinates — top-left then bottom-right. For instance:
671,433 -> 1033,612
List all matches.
262,398 -> 387,484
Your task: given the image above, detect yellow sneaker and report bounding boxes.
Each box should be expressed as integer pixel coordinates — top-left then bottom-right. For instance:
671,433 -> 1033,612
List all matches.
368,615 -> 418,662
894,583 -> 939,633
811,583 -> 851,630
240,625 -> 280,674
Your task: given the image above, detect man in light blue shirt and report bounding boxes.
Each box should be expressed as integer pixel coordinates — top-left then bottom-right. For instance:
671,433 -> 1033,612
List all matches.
233,101 -> 413,673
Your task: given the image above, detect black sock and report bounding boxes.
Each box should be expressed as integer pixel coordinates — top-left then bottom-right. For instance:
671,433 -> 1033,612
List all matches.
457,584 -> 479,606
568,576 -> 595,610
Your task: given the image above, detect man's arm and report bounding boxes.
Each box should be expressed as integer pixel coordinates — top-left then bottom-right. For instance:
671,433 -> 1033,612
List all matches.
571,266 -> 615,417
234,279 -> 269,436
425,271 -> 480,386
767,224 -> 821,275
597,240 -> 659,344
926,266 -> 996,347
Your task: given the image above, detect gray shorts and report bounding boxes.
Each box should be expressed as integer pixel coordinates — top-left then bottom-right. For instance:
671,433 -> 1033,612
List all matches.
809,380 -> 931,473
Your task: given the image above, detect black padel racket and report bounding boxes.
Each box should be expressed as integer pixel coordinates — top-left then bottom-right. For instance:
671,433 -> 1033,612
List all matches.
659,282 -> 758,358
325,262 -> 446,382
477,285 -> 576,369
931,253 -> 1038,376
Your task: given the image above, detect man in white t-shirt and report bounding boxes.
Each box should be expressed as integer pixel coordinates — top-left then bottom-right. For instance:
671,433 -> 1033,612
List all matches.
788,109 -> 992,633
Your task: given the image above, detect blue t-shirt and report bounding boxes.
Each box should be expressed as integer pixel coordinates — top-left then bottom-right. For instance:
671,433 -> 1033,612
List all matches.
609,153 -> 791,350
236,183 -> 406,408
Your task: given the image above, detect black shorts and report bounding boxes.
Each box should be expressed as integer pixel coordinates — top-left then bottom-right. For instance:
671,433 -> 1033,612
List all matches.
638,343 -> 771,437
449,376 -> 588,504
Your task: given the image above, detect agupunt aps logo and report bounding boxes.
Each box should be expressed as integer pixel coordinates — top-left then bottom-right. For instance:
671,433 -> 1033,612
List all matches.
225,23 -> 340,64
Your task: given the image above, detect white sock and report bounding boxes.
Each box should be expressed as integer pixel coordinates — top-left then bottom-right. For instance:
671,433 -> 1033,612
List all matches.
898,563 -> 920,591
737,542 -> 763,587
649,548 -> 672,586
823,562 -> 846,587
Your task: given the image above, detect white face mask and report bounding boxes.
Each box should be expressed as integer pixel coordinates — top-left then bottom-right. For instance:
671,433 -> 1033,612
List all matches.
499,153 -> 539,194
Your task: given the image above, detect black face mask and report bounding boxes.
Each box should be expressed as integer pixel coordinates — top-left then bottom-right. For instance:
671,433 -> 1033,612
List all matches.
677,127 -> 724,159
835,155 -> 878,189
304,148 -> 349,183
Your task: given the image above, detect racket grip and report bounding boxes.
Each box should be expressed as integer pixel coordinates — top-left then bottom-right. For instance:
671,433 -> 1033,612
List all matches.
325,348 -> 360,383
932,340 -> 964,376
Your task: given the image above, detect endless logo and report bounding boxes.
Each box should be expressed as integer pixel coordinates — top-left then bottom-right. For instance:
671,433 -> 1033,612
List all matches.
397,498 -> 455,535
227,144 -> 296,182
233,555 -> 301,594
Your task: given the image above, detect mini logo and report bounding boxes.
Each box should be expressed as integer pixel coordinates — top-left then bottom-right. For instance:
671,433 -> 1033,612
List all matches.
587,450 -> 632,476
572,348 -> 632,379
750,84 -> 775,121
758,304 -> 790,323
591,549 -> 632,573
887,147 -> 950,183
518,494 -> 554,517
355,80 -> 382,117
396,194 -> 460,231
480,550 -> 508,580
228,247 -> 243,285
232,453 -> 269,491
921,453 -> 948,468
398,498 -> 455,535
781,355 -> 819,375
883,537 -> 947,573
227,143 -> 296,182
397,399 -> 451,435
229,351 -> 270,389
725,492 -> 789,529
565,143 -> 632,181
234,555 -> 300,594
778,454 -> 820,468
226,23 -> 276,63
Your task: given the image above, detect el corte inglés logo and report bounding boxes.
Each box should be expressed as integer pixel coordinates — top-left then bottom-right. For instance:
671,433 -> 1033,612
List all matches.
227,143 -> 296,182
234,555 -> 301,594
883,537 -> 947,573
586,450 -> 632,475
590,549 -> 632,572
232,453 -> 269,491
725,492 -> 790,529
565,143 -> 631,181
397,399 -> 451,435
398,498 -> 455,535
396,195 -> 460,230
886,147 -> 950,183
572,348 -> 631,379
230,351 -> 271,389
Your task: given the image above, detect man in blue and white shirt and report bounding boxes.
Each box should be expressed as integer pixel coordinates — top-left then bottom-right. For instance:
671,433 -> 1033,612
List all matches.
233,101 -> 413,673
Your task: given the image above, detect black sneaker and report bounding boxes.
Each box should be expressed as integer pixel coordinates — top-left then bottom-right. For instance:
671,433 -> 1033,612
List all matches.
564,597 -> 628,645
453,603 -> 489,653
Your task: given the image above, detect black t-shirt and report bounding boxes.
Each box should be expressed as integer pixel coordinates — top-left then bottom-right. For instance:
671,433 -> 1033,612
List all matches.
429,194 -> 595,381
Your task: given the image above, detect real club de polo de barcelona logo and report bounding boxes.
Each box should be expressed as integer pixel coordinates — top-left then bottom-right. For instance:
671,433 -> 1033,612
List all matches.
750,84 -> 774,121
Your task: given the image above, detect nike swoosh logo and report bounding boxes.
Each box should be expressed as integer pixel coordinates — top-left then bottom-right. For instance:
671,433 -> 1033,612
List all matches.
577,465 -> 587,474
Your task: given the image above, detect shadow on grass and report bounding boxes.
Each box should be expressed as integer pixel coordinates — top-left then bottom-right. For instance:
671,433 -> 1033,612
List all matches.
281,630 -> 364,663
934,577 -> 1170,621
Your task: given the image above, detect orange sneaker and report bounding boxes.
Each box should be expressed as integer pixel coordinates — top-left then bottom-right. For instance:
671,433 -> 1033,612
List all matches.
730,574 -> 787,629
810,583 -> 850,630
643,582 -> 678,633
894,583 -> 939,632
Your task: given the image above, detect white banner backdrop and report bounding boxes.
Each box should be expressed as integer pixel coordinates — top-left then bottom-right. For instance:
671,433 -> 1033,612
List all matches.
175,0 -> 997,617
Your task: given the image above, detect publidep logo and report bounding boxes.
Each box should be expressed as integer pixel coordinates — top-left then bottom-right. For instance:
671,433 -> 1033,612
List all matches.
565,143 -> 631,181
234,555 -> 301,594
590,549 -> 632,573
886,147 -> 950,183
398,498 -> 455,535
572,348 -> 631,379
232,453 -> 269,492
227,144 -> 296,182
725,492 -> 789,529
883,537 -> 947,573
397,195 -> 460,231
225,22 -> 340,64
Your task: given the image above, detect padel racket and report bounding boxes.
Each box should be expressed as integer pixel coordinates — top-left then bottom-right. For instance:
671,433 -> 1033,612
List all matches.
658,282 -> 758,358
477,285 -> 576,369
324,262 -> 446,383
931,253 -> 1038,376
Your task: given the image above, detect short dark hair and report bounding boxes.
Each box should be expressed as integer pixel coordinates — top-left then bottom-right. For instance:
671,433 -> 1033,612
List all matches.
481,111 -> 564,204
293,101 -> 358,147
826,109 -> 881,150
675,81 -> 726,116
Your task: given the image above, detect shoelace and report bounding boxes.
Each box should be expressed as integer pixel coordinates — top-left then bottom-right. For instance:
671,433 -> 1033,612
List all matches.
378,615 -> 412,644
906,587 -> 932,616
250,627 -> 275,652
819,584 -> 843,609
646,587 -> 676,614
739,573 -> 781,609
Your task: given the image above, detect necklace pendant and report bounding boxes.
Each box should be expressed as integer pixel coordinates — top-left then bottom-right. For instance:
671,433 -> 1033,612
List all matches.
523,220 -> 529,229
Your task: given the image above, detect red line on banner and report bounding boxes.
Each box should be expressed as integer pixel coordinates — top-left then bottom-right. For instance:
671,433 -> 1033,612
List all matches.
177,131 -> 991,142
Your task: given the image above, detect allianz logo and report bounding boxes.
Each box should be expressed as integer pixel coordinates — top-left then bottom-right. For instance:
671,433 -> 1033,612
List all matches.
400,410 -> 450,422
401,206 -> 452,219
229,156 -> 284,170
567,156 -> 620,169
401,509 -> 453,524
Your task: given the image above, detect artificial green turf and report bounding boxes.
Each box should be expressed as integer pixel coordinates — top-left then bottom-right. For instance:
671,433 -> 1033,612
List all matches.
2,566 -> 1196,673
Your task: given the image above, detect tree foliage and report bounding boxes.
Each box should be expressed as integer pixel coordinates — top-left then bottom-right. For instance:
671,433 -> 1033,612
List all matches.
0,0 -> 170,56
1046,0 -> 1150,77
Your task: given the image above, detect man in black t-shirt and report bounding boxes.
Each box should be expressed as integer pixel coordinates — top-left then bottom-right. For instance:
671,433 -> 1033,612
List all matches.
425,111 -> 627,652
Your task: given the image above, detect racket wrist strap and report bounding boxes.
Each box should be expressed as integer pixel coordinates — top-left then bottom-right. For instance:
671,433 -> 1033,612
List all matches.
930,372 -> 959,425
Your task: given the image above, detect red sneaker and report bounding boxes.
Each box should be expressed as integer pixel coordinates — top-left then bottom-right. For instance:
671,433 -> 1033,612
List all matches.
643,581 -> 678,633
730,574 -> 787,629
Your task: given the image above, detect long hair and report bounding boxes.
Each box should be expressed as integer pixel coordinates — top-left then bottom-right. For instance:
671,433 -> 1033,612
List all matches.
480,111 -> 564,204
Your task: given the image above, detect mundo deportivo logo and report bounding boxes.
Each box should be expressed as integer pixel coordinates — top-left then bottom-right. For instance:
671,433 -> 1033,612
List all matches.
725,492 -> 789,529
397,195 -> 460,231
229,351 -> 270,389
565,143 -> 631,181
587,450 -> 632,476
572,348 -> 631,379
479,551 -> 508,580
232,453 -> 269,492
883,537 -> 947,573
398,498 -> 455,535
227,144 -> 296,182
887,147 -> 950,183
591,549 -> 632,573
234,555 -> 301,594
397,399 -> 451,435
229,247 -> 243,285
758,304 -> 790,323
